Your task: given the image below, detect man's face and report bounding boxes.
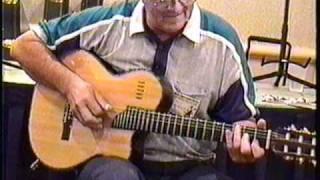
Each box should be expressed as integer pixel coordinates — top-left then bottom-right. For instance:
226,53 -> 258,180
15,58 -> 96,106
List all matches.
143,0 -> 195,35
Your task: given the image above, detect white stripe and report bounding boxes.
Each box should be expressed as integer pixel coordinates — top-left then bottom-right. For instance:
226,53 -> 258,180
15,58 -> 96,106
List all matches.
200,30 -> 257,117
33,15 -> 130,50
30,24 -> 48,43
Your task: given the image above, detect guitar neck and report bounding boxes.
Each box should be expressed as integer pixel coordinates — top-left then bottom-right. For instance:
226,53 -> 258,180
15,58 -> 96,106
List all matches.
112,107 -> 273,150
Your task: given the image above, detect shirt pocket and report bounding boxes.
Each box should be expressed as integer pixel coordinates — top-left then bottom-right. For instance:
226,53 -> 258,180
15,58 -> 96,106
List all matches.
174,79 -> 208,97
170,80 -> 208,117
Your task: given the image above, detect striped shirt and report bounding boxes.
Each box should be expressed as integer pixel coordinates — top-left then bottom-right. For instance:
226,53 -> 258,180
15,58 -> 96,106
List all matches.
31,0 -> 258,162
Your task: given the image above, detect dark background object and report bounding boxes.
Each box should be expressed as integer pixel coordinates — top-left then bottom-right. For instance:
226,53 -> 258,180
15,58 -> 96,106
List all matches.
2,0 -> 21,60
44,0 -> 70,21
81,0 -> 103,10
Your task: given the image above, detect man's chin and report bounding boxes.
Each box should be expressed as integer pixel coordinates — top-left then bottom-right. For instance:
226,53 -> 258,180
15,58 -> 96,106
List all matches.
160,23 -> 186,34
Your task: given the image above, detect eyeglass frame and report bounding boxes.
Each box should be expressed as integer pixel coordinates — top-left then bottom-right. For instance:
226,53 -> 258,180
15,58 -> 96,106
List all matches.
148,0 -> 196,7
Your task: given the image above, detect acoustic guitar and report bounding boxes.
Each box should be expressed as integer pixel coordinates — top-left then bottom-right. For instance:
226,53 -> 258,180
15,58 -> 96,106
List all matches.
29,51 -> 316,169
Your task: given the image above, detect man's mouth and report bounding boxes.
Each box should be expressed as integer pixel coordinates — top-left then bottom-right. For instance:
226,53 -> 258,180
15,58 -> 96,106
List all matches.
162,12 -> 184,19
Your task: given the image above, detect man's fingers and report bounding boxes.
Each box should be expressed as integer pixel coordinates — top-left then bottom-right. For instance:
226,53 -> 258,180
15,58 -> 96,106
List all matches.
94,91 -> 112,112
226,129 -> 233,149
240,133 -> 252,156
233,125 -> 241,150
226,129 -> 240,162
72,108 -> 85,124
251,139 -> 265,159
87,96 -> 104,117
78,104 -> 103,128
85,119 -> 103,129
257,119 -> 267,129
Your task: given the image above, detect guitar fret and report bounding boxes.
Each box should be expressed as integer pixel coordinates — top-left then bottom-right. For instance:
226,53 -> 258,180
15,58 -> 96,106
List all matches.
118,111 -> 122,128
194,120 -> 198,138
149,112 -> 154,132
265,129 -> 272,150
122,110 -> 127,129
311,137 -> 316,166
140,111 -> 146,131
132,109 -> 137,130
145,111 -> 150,132
124,110 -> 129,129
160,114 -> 165,134
173,115 -> 178,135
166,115 -> 171,134
253,128 -> 258,140
311,137 -> 316,157
297,135 -> 303,164
135,110 -> 141,130
114,112 -> 120,128
128,109 -> 134,130
283,132 -> 290,156
155,112 -> 160,133
220,123 -> 225,142
126,110 -> 131,129
179,116 -> 184,136
210,122 -> 215,141
202,120 -> 207,140
186,118 -> 191,137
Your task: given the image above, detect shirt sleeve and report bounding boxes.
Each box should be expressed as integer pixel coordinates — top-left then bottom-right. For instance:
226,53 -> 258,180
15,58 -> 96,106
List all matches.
209,35 -> 259,124
29,1 -> 136,58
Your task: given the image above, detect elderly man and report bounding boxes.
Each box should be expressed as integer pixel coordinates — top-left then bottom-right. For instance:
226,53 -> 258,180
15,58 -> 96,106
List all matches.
11,0 -> 266,179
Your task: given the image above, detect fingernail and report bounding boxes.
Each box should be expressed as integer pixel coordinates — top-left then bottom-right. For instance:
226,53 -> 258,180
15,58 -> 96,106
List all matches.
105,104 -> 111,110
253,139 -> 260,145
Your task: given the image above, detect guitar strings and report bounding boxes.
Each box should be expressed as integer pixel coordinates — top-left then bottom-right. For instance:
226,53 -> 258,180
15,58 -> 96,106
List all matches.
130,110 -> 315,139
114,109 -> 273,140
118,109 -> 305,141
115,116 -> 315,148
65,106 -> 314,141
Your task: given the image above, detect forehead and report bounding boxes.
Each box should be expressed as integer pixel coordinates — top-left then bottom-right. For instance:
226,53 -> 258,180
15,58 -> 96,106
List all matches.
144,0 -> 195,3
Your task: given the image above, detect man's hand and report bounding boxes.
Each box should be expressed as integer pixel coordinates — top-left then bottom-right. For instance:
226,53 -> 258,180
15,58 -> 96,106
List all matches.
225,119 -> 267,163
65,75 -> 112,130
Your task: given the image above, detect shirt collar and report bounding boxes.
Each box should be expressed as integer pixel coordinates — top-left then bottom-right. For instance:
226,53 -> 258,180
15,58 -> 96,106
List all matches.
129,1 -> 145,36
129,1 -> 201,43
182,2 -> 201,43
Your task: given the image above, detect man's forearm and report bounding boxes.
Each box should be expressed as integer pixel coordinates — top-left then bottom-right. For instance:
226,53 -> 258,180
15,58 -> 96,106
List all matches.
10,30 -> 77,96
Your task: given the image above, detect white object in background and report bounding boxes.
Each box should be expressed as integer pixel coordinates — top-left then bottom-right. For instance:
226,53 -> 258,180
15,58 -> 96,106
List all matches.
288,63 -> 305,93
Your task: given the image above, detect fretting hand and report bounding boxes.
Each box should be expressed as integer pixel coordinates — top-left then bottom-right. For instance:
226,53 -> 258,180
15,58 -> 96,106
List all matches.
225,119 -> 267,163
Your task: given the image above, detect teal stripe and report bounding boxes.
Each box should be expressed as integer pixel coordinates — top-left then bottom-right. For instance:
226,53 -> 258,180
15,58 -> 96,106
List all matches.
200,10 -> 256,104
39,0 -> 139,46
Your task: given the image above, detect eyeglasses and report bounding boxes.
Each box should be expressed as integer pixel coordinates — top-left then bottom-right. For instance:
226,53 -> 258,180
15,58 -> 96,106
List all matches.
149,0 -> 195,7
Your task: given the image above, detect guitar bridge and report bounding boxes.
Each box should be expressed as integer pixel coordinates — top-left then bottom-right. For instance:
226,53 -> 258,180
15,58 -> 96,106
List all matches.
61,104 -> 73,140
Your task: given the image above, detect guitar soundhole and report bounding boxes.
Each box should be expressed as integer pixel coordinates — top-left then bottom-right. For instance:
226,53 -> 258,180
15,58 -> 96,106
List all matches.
61,104 -> 73,140
136,81 -> 145,100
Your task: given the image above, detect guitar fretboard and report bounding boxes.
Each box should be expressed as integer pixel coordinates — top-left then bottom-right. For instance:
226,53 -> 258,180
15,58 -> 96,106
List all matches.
112,107 -> 272,149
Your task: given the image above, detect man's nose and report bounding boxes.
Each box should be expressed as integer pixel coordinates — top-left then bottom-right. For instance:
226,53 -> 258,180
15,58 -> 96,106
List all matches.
167,0 -> 179,7
166,0 -> 178,6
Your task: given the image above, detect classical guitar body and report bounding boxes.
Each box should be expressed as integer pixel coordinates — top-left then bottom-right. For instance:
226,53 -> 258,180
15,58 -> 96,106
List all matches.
29,51 -> 168,169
